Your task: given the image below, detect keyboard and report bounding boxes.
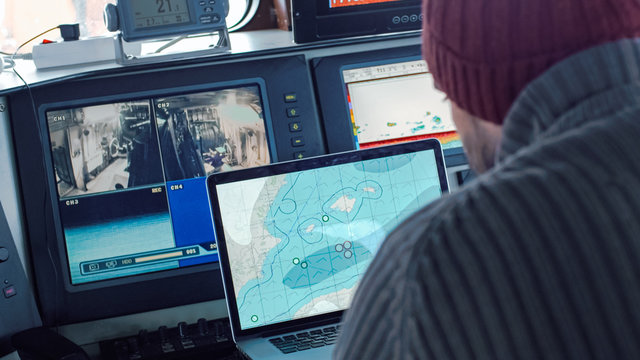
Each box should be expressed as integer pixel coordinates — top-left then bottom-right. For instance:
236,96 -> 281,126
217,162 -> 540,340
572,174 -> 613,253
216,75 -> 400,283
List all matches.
268,325 -> 341,354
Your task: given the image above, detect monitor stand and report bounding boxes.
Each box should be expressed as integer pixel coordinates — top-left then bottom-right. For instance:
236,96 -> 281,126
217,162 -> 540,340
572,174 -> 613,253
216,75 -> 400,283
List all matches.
113,29 -> 231,66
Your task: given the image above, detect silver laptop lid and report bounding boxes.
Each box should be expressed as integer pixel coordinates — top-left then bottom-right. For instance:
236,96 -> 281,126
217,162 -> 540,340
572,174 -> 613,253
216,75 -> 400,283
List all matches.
207,139 -> 449,339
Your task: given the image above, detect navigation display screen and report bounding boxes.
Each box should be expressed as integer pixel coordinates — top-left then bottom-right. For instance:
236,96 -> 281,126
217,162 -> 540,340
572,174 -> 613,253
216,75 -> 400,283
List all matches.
342,60 -> 461,150
215,147 -> 445,330
133,0 -> 191,29
46,84 -> 272,284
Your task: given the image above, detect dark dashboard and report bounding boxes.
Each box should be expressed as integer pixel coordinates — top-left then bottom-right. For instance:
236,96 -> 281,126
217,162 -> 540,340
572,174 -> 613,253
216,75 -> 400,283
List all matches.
1,28 -> 470,358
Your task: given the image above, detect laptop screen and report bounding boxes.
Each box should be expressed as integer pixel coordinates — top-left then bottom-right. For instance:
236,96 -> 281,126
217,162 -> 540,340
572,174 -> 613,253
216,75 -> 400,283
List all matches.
209,140 -> 448,333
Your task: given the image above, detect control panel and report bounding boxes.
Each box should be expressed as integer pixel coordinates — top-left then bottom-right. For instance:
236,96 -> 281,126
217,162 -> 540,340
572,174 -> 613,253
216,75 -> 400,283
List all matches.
388,11 -> 423,30
99,318 -> 243,359
0,203 -> 41,356
3,31 -> 472,358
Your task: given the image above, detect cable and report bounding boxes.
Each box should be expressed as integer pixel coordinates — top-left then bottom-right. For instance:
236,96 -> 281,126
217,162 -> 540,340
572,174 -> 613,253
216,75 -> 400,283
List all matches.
1,25 -> 55,72
10,25 -> 60,85
1,56 -> 14,70
151,30 -> 227,54
10,24 -> 60,96
11,25 -> 60,58
153,35 -> 188,53
8,25 -> 63,325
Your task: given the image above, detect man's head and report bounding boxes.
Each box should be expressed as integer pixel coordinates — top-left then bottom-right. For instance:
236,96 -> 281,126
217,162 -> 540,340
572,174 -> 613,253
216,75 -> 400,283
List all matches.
422,0 -> 640,173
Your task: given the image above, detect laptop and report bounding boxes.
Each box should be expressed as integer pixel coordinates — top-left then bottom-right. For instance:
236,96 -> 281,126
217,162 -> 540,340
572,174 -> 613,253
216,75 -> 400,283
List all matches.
207,139 -> 450,359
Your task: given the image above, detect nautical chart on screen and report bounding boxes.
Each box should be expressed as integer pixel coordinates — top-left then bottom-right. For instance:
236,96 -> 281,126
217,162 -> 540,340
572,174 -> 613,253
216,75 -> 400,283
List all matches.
216,150 -> 443,330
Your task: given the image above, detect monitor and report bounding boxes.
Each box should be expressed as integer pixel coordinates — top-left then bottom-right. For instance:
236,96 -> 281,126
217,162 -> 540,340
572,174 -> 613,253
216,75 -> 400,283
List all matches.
8,55 -> 325,325
342,59 -> 461,150
45,84 -> 274,285
313,45 -> 467,168
292,0 -> 421,43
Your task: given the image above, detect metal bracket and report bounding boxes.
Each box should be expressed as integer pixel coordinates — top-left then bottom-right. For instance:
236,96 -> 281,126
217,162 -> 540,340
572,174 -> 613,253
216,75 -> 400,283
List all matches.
113,28 -> 231,66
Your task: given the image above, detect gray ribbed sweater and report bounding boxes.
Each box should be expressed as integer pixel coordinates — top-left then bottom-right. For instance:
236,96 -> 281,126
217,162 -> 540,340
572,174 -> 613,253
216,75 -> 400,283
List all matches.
333,38 -> 640,359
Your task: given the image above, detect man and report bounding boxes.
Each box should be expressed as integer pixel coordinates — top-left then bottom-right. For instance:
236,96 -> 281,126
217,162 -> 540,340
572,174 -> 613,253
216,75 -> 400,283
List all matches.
334,0 -> 640,359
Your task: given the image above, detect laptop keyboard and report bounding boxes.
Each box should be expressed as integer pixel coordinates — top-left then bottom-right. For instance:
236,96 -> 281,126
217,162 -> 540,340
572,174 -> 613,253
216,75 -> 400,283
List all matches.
268,325 -> 341,354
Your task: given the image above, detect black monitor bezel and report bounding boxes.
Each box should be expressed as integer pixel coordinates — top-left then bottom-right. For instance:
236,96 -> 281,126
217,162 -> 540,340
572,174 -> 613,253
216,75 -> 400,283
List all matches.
311,45 -> 467,167
292,0 -> 422,43
8,54 -> 325,326
207,139 -> 449,338
39,79 -> 276,293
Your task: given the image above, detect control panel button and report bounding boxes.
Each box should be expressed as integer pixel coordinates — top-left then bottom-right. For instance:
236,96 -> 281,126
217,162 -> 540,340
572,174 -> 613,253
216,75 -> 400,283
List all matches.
200,15 -> 213,24
294,152 -> 305,159
291,137 -> 305,147
0,247 -> 8,262
284,93 -> 297,103
199,0 -> 206,5
204,6 -> 214,13
392,16 -> 401,24
287,107 -> 300,117
410,14 -> 418,22
209,0 -> 216,4
289,122 -> 302,132
212,14 -> 221,22
178,322 -> 188,338
197,318 -> 209,335
401,15 -> 410,23
3,285 -> 16,298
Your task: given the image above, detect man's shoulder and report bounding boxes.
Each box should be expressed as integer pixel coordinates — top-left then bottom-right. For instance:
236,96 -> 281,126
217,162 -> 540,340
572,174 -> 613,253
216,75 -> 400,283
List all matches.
388,143 -> 594,253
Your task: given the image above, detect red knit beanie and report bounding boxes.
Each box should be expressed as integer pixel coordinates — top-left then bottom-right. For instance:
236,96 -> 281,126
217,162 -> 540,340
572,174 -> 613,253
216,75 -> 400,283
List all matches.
422,0 -> 640,124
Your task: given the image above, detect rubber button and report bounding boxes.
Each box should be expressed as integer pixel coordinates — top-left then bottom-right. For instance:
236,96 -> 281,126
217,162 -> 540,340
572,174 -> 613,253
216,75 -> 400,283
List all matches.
284,93 -> 297,103
291,137 -> 305,147
287,107 -> 300,118
0,248 -> 8,262
3,285 -> 16,298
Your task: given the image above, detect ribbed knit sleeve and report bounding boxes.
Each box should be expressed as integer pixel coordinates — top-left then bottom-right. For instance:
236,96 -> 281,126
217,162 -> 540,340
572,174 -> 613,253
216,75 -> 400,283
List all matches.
336,115 -> 640,359
335,39 -> 640,360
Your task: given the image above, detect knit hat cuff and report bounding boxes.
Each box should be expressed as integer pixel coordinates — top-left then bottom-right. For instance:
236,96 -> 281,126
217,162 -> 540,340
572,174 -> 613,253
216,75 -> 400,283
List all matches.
423,34 -> 569,124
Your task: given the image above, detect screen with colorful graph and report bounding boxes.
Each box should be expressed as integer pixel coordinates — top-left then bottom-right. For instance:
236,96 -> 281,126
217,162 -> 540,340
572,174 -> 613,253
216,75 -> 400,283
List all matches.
342,59 -> 461,150
329,0 -> 403,9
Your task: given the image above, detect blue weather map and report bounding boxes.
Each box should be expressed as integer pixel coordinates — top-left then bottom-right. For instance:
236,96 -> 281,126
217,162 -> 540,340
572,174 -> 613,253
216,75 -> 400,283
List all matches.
217,150 -> 443,330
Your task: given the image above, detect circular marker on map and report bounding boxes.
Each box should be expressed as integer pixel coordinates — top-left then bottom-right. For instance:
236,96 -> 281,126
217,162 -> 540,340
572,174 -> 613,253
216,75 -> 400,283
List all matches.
343,241 -> 352,249
322,215 -> 330,222
335,244 -> 344,252
293,257 -> 300,265
301,261 -> 308,269
344,250 -> 353,259
251,315 -> 258,322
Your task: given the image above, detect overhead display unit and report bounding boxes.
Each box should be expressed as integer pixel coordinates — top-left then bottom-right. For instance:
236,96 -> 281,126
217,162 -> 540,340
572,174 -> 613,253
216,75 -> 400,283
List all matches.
104,0 -> 229,42
103,0 -> 231,64
292,0 -> 422,43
